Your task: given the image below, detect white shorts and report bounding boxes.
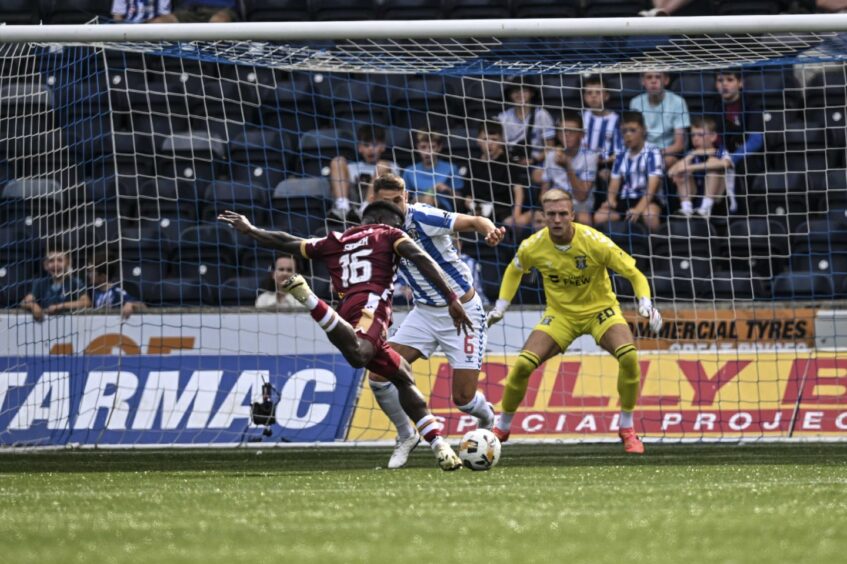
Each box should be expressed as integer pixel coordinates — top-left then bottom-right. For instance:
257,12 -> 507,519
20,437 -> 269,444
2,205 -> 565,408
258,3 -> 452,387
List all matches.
390,292 -> 487,371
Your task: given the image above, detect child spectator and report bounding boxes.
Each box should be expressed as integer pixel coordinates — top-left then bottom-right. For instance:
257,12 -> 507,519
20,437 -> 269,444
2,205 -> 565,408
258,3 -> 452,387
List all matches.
111,0 -> 172,22
402,131 -> 463,210
703,69 -> 765,213
20,248 -> 90,322
465,123 -> 529,226
498,78 -> 556,183
667,116 -> 733,219
541,111 -> 599,226
594,111 -> 664,232
256,255 -> 303,309
329,125 -> 397,221
89,258 -> 146,319
582,75 -> 622,168
629,71 -> 690,168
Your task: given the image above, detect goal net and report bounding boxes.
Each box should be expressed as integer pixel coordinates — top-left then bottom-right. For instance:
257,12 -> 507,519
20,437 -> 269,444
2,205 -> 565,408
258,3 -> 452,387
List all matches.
1,16 -> 847,448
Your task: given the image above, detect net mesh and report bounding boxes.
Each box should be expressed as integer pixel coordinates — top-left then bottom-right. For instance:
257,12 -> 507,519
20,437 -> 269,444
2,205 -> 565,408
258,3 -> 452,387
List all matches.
1,25 -> 847,447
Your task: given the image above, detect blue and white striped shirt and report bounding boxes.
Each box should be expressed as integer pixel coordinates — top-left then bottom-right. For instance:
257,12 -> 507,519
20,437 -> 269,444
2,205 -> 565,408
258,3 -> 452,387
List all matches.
397,203 -> 472,306
611,143 -> 664,200
111,0 -> 171,22
582,110 -> 622,160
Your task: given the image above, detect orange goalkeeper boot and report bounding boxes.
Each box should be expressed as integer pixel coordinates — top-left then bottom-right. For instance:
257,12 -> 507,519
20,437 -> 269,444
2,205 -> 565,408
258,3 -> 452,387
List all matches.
618,427 -> 645,454
492,427 -> 510,444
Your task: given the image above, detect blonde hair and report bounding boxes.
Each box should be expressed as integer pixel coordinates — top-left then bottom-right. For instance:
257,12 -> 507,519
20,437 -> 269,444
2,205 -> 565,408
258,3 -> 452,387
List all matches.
541,188 -> 573,207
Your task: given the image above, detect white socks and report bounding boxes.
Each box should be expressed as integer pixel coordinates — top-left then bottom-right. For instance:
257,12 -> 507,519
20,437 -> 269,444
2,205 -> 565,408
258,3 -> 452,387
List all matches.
619,410 -> 634,429
369,379 -> 415,439
457,391 -> 494,427
496,411 -> 515,433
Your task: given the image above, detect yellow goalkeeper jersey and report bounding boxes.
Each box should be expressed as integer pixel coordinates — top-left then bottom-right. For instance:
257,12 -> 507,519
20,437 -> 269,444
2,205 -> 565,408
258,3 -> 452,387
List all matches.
511,223 -> 651,316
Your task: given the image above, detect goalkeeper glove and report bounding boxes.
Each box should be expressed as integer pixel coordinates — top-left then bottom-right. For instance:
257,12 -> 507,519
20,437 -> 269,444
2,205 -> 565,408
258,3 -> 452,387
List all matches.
486,299 -> 510,328
638,297 -> 663,334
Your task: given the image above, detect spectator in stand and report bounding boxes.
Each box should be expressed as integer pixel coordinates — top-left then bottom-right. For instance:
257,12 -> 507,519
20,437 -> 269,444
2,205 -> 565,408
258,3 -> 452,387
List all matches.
629,71 -> 690,168
541,111 -> 599,226
160,0 -> 238,22
111,0 -> 172,22
639,0 -> 713,16
498,78 -> 556,184
816,0 -> 847,12
582,75 -> 622,177
88,257 -> 146,319
255,255 -> 302,309
402,131 -> 463,211
702,69 -> 765,213
329,125 -> 397,222
465,122 -> 529,227
594,111 -> 664,233
20,248 -> 91,322
667,116 -> 734,219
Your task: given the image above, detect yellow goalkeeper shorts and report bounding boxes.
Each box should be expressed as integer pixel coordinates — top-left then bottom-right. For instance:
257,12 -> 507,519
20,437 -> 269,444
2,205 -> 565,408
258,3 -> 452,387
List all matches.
533,304 -> 628,352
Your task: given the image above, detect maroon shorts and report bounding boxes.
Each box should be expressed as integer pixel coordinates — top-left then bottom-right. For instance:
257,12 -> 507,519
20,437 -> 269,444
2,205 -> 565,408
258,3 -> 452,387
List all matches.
338,291 -> 399,376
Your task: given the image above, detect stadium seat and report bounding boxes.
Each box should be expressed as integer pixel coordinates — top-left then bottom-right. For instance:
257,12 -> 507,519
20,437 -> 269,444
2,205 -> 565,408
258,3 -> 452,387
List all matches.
727,218 -> 789,277
136,178 -> 201,221
314,75 -> 386,128
142,278 -> 210,307
826,169 -> 847,209
512,0 -> 580,18
772,272 -> 835,299
243,0 -> 311,21
119,218 -> 185,262
742,70 -> 802,109
650,256 -> 714,300
40,0 -> 111,23
0,261 -> 33,307
673,72 -> 719,113
705,266 -> 770,300
264,73 -> 319,134
271,177 -> 331,237
310,0 -> 377,21
538,74 -> 582,112
228,128 -> 291,188
805,68 -> 847,109
378,0 -> 444,20
649,217 -> 714,258
158,132 -> 226,183
219,276 -> 264,307
173,224 -> 238,265
202,181 -> 271,223
598,220 -> 650,258
298,128 -> 356,177
388,75 -> 451,131
453,77 -> 505,121
0,0 -> 39,24
446,0 -> 510,19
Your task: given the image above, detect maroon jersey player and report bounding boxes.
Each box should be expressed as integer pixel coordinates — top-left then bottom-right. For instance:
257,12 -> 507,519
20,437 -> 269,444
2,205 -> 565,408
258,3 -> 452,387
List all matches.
219,201 -> 471,470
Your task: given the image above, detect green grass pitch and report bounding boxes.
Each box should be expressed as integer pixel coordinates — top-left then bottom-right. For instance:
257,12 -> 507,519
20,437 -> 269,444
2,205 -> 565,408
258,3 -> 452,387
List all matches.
1,444 -> 845,564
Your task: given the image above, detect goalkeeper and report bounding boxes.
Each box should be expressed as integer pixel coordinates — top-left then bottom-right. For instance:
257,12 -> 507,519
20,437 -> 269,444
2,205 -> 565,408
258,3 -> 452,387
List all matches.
487,189 -> 662,453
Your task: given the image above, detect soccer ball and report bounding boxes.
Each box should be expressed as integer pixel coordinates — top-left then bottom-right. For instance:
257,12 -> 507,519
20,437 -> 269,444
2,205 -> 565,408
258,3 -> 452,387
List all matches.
458,429 -> 501,471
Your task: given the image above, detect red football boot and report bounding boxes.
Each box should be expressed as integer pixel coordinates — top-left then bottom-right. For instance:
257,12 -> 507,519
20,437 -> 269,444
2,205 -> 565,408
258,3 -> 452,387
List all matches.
618,427 -> 645,454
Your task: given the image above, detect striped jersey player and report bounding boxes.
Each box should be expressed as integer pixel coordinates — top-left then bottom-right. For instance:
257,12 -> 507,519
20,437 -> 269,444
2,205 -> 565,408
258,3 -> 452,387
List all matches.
368,173 -> 507,469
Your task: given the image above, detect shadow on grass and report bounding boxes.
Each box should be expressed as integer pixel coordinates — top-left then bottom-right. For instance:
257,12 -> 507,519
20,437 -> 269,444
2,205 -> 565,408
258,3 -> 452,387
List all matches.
0,444 -> 846,474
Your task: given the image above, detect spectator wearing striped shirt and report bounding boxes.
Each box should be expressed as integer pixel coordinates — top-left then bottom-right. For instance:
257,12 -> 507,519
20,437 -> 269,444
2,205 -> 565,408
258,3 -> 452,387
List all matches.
111,0 -> 172,22
88,258 -> 146,320
582,75 -> 622,167
667,115 -> 733,219
629,71 -> 690,169
594,111 -> 664,232
541,111 -> 598,226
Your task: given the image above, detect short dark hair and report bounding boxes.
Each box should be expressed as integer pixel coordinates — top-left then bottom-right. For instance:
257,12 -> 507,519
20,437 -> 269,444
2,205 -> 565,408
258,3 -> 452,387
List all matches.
717,69 -> 742,80
361,200 -> 405,227
584,74 -> 605,89
691,115 -> 717,132
373,172 -> 406,193
273,254 -> 297,269
479,121 -> 503,138
357,125 -> 386,144
560,110 -> 583,128
621,111 -> 645,128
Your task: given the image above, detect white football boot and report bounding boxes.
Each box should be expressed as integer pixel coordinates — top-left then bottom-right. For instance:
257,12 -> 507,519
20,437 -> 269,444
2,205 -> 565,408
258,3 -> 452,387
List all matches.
387,431 -> 421,469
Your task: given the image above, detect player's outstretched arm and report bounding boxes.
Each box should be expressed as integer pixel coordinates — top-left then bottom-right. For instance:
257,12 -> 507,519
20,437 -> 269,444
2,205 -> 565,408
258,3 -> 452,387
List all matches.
396,239 -> 473,335
452,214 -> 506,246
218,210 -> 304,255
486,260 -> 523,327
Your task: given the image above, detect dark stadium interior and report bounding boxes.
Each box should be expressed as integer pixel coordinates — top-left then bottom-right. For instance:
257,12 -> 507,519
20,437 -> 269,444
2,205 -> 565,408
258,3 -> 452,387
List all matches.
1,0 -> 846,310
